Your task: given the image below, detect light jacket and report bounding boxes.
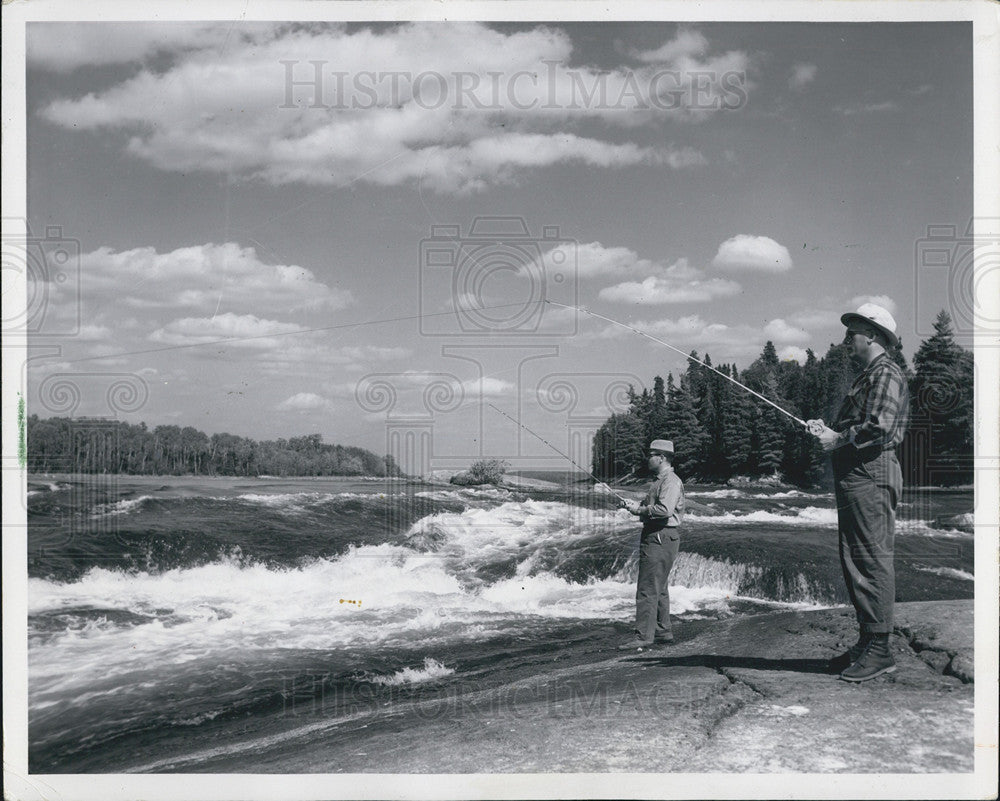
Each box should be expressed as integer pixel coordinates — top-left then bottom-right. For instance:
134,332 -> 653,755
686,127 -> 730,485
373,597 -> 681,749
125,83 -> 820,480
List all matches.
639,470 -> 684,534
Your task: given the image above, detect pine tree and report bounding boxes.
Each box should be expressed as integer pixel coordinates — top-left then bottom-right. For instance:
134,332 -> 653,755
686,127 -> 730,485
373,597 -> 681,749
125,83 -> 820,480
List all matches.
790,349 -> 827,485
663,373 -> 710,479
616,412 -> 649,478
909,310 -> 974,483
742,343 -> 791,477
819,342 -> 857,424
692,354 -> 720,463
718,363 -> 754,476
648,375 -> 669,444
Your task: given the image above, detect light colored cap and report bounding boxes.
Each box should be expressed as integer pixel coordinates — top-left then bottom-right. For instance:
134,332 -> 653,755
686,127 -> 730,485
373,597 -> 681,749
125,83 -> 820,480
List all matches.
649,439 -> 674,455
840,303 -> 899,347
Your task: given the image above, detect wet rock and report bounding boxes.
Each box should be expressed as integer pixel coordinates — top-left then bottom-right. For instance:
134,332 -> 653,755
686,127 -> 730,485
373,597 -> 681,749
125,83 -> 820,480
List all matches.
946,654 -> 974,683
918,649 -> 951,674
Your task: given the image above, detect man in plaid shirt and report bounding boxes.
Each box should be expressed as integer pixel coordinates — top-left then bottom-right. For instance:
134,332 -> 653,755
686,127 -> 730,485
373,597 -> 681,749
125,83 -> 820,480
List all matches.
807,303 -> 910,682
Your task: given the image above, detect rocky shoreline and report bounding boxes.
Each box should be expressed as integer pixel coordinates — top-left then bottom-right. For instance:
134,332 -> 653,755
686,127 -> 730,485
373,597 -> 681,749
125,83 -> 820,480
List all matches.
182,600 -> 974,774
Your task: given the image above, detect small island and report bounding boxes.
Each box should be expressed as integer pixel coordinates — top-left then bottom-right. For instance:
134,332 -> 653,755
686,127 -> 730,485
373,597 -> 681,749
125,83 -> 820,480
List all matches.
449,458 -> 510,486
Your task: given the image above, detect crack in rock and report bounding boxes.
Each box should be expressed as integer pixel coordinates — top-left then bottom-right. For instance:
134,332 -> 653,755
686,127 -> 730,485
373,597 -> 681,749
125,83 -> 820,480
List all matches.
685,667 -> 769,742
694,676 -> 761,740
717,667 -> 769,697
894,625 -> 974,684
943,654 -> 974,684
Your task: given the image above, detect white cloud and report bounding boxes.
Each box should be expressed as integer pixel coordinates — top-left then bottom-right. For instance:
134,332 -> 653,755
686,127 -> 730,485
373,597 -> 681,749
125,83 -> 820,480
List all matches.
246,340 -> 412,380
28,22 -> 240,72
789,308 -> 840,330
599,314 -> 749,350
78,243 -> 354,314
778,345 -> 809,364
849,294 -> 897,315
148,313 -> 303,347
562,242 -> 653,278
36,22 -> 740,193
598,314 -> 814,360
461,377 -> 516,397
834,101 -> 899,116
630,28 -> 709,63
75,324 -> 115,341
544,243 -> 742,305
711,235 -> 793,273
339,346 -> 412,362
789,63 -> 817,90
277,392 -> 332,411
762,318 -> 809,344
598,274 -> 741,304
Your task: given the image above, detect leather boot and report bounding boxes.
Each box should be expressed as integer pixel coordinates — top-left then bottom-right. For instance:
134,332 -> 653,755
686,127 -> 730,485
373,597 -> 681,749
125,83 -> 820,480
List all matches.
839,633 -> 896,682
830,632 -> 869,671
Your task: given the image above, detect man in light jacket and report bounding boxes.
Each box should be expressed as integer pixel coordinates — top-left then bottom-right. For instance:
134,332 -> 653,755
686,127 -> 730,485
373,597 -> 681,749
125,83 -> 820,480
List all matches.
618,439 -> 685,651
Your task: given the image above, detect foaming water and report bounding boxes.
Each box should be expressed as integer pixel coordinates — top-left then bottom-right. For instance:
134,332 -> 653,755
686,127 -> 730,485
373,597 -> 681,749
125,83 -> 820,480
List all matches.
687,489 -> 745,499
26,475 -> 974,772
92,496 -> 155,517
371,657 -> 455,686
671,552 -> 829,607
914,565 -> 974,581
686,506 -> 840,526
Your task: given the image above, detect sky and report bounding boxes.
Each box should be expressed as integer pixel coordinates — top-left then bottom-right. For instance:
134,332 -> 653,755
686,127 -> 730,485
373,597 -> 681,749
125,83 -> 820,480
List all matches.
23,21 -> 974,473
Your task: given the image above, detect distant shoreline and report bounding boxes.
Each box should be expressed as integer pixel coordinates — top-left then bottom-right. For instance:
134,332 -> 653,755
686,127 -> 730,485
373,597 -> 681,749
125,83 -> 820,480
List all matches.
27,472 -> 419,482
26,472 -> 974,493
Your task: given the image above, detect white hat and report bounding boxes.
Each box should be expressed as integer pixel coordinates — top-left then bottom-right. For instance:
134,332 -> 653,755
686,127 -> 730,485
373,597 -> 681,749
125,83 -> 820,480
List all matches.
648,439 -> 674,455
840,303 -> 899,347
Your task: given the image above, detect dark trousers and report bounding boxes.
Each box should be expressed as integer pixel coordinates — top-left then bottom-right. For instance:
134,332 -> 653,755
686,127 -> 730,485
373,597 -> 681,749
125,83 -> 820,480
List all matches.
634,529 -> 680,641
833,450 -> 902,635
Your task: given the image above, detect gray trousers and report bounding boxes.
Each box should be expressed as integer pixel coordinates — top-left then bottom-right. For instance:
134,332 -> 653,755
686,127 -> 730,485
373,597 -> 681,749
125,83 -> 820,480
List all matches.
833,450 -> 902,635
634,529 -> 680,641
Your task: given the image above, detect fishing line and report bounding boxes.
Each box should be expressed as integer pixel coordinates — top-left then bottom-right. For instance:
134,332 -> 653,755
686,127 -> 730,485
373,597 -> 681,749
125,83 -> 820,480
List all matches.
486,402 -> 629,504
545,300 -> 809,429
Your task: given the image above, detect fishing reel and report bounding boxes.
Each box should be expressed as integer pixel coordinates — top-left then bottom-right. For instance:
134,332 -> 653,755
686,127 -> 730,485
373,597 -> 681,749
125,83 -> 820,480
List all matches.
806,419 -> 827,436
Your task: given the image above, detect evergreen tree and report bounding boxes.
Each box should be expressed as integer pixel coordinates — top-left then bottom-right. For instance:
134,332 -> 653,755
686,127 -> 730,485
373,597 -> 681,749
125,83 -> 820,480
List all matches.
663,373 -> 710,478
717,364 -> 754,476
691,354 -> 720,465
27,416 -> 400,476
909,310 -> 974,483
742,343 -> 791,476
819,342 -> 857,424
586,313 -> 972,488
647,375 -> 669,444
790,349 -> 827,485
592,411 -> 646,479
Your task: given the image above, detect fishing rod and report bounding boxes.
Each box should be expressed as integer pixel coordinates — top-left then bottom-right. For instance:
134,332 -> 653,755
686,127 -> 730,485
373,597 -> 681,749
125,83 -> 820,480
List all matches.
545,300 -> 810,429
486,402 -> 630,504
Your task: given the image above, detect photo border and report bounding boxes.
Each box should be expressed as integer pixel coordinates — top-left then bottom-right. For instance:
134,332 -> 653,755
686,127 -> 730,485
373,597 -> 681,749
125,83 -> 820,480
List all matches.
3,1 -> 997,799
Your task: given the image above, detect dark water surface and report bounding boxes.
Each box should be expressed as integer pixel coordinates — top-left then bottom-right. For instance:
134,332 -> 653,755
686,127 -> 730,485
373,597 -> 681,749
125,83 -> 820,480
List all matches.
26,474 -> 974,772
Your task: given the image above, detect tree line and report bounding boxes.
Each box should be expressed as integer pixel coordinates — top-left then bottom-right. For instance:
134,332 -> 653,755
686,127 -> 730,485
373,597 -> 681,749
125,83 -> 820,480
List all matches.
26,420 -> 401,477
591,311 -> 974,487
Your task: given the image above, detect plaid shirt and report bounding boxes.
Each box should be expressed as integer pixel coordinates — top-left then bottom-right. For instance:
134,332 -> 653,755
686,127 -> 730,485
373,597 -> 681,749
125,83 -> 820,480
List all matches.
833,353 -> 910,451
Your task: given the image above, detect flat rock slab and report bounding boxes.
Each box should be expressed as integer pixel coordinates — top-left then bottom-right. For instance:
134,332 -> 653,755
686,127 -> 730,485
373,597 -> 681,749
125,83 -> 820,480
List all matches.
657,601 -> 975,773
187,600 -> 974,774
